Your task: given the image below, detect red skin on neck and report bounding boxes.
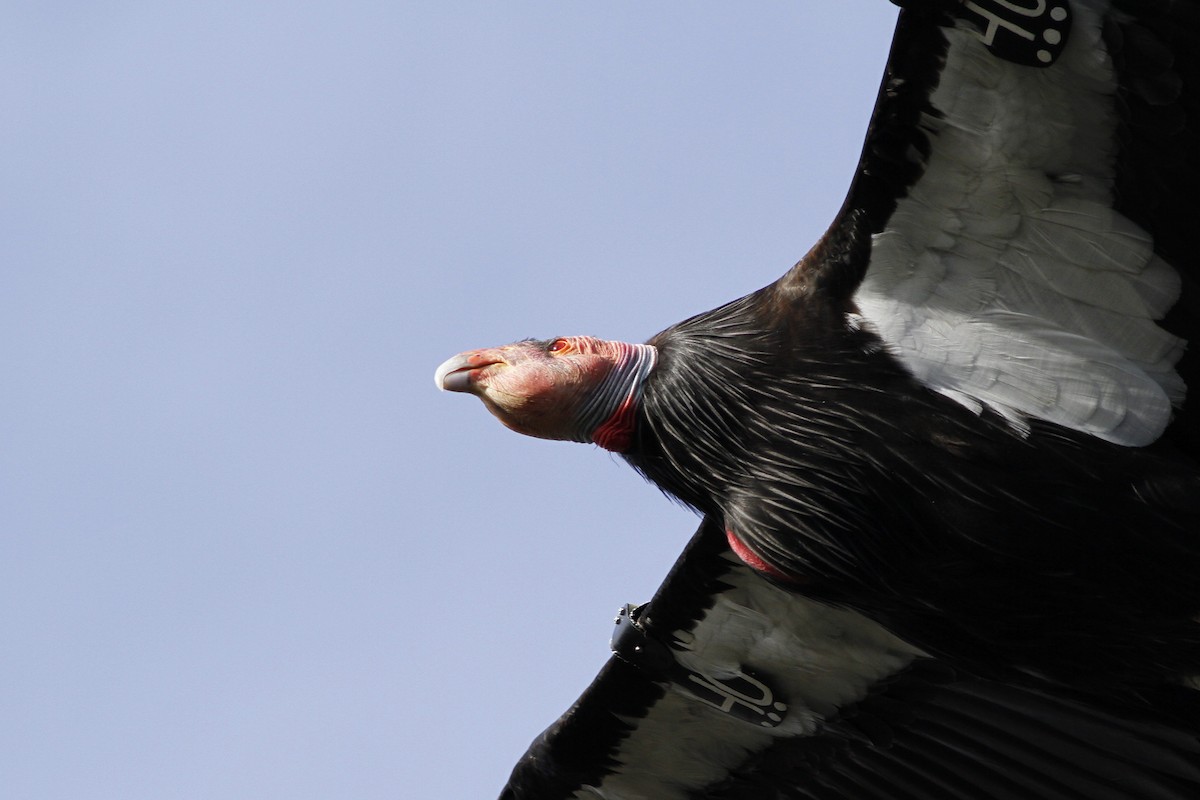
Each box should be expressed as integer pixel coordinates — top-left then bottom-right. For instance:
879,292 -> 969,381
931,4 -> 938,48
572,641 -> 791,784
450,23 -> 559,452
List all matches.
591,398 -> 637,452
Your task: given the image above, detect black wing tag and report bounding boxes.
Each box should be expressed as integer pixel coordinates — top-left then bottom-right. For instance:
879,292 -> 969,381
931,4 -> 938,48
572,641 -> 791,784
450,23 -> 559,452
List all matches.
956,0 -> 1072,67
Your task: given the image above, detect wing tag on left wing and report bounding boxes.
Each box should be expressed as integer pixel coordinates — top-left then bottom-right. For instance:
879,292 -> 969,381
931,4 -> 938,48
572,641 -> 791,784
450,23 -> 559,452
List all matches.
611,604 -> 788,728
679,668 -> 789,728
956,0 -> 1072,66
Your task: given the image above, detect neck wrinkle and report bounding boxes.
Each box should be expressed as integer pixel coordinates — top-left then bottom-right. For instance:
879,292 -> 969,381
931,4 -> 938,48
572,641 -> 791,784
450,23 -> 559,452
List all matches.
576,342 -> 657,452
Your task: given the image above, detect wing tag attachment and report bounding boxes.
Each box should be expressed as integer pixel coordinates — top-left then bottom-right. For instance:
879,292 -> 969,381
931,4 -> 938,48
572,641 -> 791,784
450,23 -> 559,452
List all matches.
611,604 -> 788,728
956,0 -> 1072,66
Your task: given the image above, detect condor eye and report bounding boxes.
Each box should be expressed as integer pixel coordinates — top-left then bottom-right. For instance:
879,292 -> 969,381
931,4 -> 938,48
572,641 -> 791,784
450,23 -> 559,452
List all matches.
548,338 -> 572,354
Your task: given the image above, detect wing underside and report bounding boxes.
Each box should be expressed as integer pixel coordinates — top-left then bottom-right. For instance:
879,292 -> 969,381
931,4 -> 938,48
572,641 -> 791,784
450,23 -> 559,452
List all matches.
499,522 -> 1200,799
847,0 -> 1198,448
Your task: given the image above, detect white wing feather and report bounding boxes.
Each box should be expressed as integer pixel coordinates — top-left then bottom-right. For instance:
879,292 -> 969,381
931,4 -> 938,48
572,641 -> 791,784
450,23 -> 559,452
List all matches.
853,1 -> 1185,445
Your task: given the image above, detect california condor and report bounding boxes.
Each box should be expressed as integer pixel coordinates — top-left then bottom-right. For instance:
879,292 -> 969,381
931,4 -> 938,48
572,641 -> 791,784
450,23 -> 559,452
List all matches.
436,1 -> 1200,797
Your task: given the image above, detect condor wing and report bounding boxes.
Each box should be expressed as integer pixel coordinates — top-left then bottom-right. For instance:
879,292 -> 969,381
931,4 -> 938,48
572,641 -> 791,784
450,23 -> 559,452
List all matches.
499,520 -> 1200,799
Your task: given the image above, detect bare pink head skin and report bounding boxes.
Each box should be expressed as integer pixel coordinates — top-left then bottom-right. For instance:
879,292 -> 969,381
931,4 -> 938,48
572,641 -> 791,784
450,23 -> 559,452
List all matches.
434,336 -> 657,451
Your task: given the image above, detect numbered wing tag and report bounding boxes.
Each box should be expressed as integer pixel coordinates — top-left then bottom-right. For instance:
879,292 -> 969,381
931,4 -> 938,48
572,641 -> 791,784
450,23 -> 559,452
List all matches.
681,668 -> 789,728
957,0 -> 1072,66
611,604 -> 788,728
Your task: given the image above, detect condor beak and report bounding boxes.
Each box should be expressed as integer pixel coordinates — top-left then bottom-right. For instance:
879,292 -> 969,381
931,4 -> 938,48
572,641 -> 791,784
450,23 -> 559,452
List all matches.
434,354 -> 472,392
434,350 -> 506,392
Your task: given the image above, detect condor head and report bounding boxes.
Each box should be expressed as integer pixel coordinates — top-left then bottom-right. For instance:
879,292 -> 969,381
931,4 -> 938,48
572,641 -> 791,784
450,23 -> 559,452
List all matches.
435,336 -> 657,450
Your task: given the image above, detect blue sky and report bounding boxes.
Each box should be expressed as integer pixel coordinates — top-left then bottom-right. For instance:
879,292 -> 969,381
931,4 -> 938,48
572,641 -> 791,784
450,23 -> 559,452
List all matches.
1,2 -> 895,797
